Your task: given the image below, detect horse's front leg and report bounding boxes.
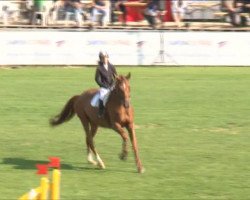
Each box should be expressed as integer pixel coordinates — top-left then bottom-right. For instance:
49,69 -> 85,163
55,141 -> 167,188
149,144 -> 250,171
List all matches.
113,122 -> 129,160
126,123 -> 145,173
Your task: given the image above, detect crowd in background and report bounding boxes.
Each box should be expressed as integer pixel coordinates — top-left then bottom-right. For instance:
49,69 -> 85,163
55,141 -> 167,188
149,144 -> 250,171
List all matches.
0,0 -> 250,28
221,0 -> 250,26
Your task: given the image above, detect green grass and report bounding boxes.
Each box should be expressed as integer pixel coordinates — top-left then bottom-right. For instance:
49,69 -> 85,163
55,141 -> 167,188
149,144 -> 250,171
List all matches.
0,67 -> 250,199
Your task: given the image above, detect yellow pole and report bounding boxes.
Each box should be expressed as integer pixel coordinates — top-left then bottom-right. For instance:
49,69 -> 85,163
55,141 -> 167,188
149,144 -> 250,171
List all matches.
19,192 -> 30,200
40,177 -> 49,200
51,169 -> 60,200
19,187 -> 41,200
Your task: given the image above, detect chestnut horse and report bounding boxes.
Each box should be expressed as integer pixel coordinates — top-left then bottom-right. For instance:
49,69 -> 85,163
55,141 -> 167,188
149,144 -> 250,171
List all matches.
50,73 -> 144,173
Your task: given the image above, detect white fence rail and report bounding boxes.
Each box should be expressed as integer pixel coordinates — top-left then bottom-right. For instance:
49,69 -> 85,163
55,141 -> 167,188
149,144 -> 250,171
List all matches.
0,31 -> 250,66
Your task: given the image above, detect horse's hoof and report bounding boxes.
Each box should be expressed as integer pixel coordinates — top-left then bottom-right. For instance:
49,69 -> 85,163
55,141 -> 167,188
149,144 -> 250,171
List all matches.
98,162 -> 106,169
138,167 -> 145,174
119,153 -> 128,161
88,160 -> 98,166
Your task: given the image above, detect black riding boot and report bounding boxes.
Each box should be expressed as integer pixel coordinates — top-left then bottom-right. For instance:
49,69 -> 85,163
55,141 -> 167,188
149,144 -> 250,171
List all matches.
98,100 -> 104,118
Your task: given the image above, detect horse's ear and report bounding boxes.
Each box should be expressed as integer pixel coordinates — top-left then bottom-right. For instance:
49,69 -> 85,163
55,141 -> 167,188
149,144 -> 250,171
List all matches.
126,72 -> 131,80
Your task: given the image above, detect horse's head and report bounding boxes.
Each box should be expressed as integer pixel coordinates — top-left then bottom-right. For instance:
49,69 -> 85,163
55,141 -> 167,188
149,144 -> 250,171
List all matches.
113,73 -> 131,108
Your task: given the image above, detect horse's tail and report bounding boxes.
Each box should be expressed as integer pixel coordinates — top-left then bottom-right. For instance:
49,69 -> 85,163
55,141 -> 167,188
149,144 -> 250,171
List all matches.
50,95 -> 80,127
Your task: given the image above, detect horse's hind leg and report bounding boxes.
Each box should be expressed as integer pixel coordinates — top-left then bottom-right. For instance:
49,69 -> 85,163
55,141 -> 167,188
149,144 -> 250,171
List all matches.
79,115 -> 97,166
86,138 -> 98,166
88,122 -> 105,169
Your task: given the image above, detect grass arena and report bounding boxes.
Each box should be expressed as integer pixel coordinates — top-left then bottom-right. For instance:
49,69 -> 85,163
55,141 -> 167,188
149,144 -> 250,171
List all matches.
1,66 -> 250,199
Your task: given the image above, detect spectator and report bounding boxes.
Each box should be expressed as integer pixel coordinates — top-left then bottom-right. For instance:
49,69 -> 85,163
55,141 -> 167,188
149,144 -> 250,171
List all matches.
144,0 -> 157,28
67,0 -> 85,27
111,0 -> 127,26
49,0 -> 85,26
80,0 -> 93,21
0,0 -> 26,25
153,0 -> 166,26
221,0 -> 243,26
241,0 -> 250,12
171,0 -> 188,28
49,0 -> 65,24
237,0 -> 250,25
91,0 -> 107,26
144,0 -> 166,29
19,0 -> 33,21
0,1 -> 10,25
30,0 -> 46,25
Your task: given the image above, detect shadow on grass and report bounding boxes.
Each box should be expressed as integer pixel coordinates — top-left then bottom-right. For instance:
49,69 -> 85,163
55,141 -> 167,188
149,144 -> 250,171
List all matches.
2,157 -> 80,170
1,157 -> 135,173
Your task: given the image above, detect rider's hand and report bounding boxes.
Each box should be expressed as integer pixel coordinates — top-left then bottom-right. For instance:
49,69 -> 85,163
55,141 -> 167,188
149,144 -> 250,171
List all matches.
109,84 -> 115,91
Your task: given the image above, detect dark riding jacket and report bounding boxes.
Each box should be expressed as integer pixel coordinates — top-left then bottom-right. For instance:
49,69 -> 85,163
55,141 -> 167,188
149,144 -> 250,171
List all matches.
95,62 -> 117,89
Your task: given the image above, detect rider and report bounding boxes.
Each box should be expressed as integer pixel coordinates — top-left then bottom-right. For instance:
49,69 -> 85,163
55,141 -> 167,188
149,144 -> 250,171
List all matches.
95,51 -> 117,117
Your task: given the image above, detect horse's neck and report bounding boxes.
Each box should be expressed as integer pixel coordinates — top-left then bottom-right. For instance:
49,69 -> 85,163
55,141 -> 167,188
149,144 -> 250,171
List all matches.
108,91 -> 123,107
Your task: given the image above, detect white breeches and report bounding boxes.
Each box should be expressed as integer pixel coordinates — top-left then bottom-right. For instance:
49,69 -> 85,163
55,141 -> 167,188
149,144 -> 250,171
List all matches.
99,87 -> 111,103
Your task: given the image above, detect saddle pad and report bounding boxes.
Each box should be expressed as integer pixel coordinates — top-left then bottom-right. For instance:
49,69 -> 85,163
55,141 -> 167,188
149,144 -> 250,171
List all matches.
90,93 -> 100,108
